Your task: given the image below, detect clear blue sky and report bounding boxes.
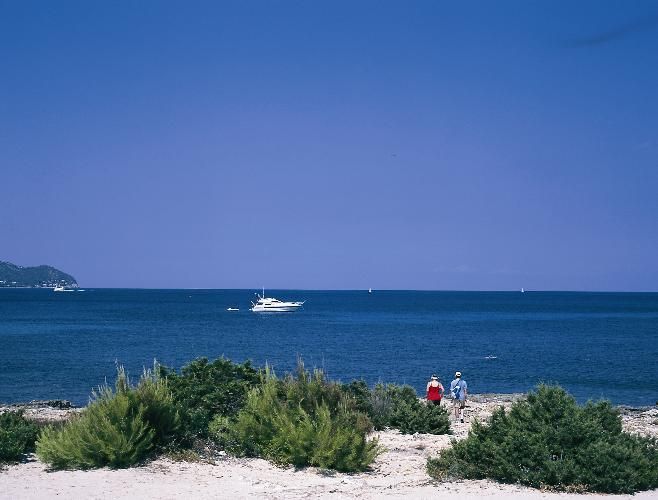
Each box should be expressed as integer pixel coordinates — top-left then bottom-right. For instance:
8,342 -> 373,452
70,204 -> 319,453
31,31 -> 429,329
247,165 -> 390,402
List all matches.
1,1 -> 657,290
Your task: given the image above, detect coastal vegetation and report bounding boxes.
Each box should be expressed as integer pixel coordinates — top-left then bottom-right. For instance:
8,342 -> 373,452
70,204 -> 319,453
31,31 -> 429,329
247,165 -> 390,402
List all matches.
36,366 -> 179,469
210,363 -> 381,471
426,385 -> 658,494
0,411 -> 39,462
156,357 -> 450,445
32,357 -> 451,472
12,360 -> 658,492
156,357 -> 259,444
343,381 -> 450,434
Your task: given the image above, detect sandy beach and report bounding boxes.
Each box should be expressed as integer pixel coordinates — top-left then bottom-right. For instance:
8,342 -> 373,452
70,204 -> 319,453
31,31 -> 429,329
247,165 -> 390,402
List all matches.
3,395 -> 657,499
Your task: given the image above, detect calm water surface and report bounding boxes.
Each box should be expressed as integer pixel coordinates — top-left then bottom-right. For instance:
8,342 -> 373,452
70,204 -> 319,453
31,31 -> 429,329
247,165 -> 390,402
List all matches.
1,289 -> 657,406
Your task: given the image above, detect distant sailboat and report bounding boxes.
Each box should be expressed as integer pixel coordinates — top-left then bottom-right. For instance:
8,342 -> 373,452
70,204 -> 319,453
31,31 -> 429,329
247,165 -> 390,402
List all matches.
521,288 -> 525,293
368,288 -> 372,294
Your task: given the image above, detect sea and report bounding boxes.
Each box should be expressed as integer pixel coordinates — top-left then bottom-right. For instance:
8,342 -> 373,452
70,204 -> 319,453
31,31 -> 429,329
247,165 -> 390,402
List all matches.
1,289 -> 657,407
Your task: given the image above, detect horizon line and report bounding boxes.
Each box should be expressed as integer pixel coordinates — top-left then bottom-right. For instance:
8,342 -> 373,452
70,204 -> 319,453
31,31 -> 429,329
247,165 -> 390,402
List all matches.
4,286 -> 657,293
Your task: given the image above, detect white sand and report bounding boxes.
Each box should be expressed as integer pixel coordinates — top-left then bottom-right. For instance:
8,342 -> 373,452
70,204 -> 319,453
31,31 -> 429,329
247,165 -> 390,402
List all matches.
2,397 -> 657,499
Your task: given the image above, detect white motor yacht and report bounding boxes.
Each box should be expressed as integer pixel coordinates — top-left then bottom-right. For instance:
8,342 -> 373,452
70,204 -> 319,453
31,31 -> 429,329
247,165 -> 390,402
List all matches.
53,286 -> 75,292
250,289 -> 305,312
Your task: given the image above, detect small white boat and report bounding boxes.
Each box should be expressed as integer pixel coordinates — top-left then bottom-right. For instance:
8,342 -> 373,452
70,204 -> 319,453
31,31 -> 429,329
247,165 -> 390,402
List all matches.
521,288 -> 525,293
227,307 -> 240,312
250,289 -> 304,313
53,286 -> 75,292
368,288 -> 372,294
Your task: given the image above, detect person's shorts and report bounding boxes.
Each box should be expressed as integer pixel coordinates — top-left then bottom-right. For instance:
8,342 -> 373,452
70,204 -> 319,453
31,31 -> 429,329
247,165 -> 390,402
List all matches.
452,399 -> 466,409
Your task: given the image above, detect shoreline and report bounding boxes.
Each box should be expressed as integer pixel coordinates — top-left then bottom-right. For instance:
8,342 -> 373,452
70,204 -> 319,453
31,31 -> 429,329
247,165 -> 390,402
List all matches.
2,394 -> 657,499
3,393 -> 657,435
3,391 -> 657,414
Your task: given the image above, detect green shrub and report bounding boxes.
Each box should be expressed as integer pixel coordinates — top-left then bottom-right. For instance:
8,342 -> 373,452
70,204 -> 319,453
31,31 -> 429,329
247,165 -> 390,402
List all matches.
427,385 -> 658,494
340,380 -> 373,416
133,367 -> 180,445
390,398 -> 451,435
208,414 -> 233,448
37,387 -> 153,469
367,383 -> 398,430
36,366 -> 179,469
281,359 -> 347,417
158,357 -> 259,443
351,382 -> 450,434
0,411 -> 39,462
213,365 -> 381,472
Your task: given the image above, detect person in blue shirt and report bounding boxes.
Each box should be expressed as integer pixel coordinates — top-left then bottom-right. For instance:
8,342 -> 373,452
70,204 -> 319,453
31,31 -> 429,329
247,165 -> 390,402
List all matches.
450,371 -> 468,423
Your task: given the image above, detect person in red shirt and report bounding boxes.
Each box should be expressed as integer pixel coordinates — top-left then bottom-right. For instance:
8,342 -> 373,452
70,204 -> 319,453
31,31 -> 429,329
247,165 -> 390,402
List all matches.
426,374 -> 444,405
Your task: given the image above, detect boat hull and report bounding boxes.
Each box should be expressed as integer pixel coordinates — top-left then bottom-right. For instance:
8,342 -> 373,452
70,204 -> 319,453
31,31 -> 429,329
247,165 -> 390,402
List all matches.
250,290 -> 305,312
250,304 -> 303,312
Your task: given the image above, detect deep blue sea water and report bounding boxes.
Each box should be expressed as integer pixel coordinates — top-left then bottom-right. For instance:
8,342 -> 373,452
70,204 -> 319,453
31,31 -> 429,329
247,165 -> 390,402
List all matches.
1,289 -> 657,407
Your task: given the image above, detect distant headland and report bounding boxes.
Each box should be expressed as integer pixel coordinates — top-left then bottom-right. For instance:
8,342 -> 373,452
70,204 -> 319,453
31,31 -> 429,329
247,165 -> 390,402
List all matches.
0,261 -> 77,288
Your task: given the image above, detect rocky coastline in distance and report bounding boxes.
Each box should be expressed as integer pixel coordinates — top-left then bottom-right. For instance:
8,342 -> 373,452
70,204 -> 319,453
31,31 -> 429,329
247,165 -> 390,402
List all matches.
0,261 -> 77,288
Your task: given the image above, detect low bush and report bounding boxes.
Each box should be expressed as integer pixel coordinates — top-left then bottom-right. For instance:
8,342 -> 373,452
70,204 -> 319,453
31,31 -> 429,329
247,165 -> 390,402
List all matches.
37,389 -> 153,469
390,397 -> 451,435
344,382 -> 450,434
427,385 -> 658,494
211,364 -> 381,472
133,367 -> 181,445
36,366 -> 179,469
281,360 -> 348,418
340,380 -> 373,416
157,357 -> 259,443
0,411 -> 39,462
